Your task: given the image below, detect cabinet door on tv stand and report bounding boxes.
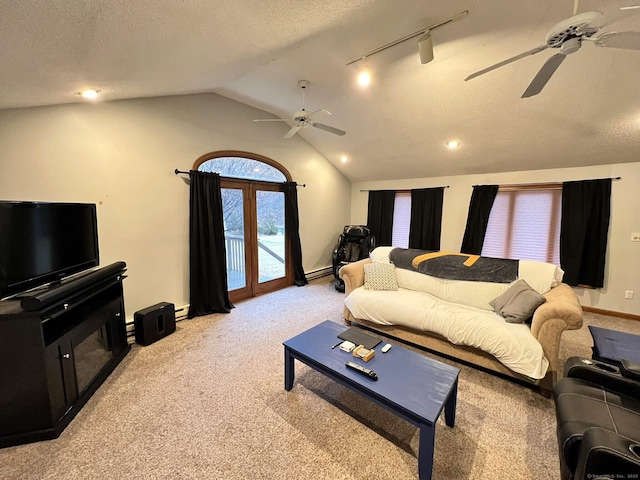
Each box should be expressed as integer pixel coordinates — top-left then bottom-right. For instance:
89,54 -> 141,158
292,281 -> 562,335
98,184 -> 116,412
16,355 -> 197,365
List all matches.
44,339 -> 77,423
108,298 -> 127,356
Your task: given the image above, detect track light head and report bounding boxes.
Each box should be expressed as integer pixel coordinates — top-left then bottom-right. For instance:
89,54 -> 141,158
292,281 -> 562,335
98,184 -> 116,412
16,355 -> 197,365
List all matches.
418,31 -> 434,64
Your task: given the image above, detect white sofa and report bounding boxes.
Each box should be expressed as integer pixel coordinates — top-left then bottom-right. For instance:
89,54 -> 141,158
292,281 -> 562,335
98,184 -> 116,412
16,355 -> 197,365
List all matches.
340,247 -> 584,395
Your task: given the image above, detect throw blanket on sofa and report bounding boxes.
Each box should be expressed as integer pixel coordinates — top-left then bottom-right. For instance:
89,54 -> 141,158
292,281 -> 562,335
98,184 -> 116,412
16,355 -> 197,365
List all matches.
389,248 -> 518,283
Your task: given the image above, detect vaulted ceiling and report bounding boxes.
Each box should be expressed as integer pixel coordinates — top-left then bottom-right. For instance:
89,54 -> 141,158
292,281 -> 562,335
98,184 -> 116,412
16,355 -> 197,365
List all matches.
2,0 -> 639,182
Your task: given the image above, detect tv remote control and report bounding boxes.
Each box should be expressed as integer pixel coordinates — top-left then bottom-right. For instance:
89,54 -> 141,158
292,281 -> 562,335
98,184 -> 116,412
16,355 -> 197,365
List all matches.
346,361 -> 378,381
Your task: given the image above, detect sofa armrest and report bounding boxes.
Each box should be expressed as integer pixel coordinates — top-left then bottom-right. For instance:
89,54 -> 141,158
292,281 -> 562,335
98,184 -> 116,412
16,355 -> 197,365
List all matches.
339,258 -> 371,323
575,427 -> 640,480
530,283 -> 584,379
339,258 -> 370,295
621,359 -> 640,382
533,283 -> 584,333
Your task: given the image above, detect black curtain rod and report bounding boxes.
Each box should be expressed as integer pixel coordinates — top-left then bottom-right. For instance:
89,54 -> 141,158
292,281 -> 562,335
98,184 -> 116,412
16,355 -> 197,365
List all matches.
471,177 -> 622,188
359,186 -> 449,192
174,169 -> 306,187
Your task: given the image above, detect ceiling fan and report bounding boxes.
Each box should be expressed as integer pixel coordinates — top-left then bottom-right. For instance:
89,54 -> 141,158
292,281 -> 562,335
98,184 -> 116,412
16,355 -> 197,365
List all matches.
465,3 -> 640,97
254,80 -> 346,138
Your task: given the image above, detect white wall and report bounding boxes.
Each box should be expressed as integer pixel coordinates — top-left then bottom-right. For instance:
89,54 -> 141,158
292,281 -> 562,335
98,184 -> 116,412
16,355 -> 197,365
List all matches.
350,162 -> 640,316
0,93 -> 351,317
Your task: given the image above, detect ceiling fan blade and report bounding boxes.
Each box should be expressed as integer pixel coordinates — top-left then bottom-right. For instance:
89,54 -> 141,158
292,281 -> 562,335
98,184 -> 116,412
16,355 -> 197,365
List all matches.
283,125 -> 300,139
305,109 -> 331,119
589,6 -> 640,29
254,118 -> 289,122
595,31 -> 640,50
465,45 -> 548,81
521,53 -> 566,98
311,122 -> 346,136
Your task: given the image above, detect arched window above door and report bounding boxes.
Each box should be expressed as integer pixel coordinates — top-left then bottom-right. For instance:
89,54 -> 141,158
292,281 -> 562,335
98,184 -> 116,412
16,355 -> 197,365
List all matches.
193,151 -> 291,183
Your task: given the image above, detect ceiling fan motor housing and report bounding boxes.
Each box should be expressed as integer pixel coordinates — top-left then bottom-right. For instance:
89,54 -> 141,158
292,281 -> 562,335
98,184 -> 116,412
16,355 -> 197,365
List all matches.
545,11 -> 602,48
294,111 -> 309,122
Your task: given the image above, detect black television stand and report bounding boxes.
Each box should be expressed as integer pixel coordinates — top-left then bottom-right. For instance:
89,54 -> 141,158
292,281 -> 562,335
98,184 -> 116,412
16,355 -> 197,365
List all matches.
0,262 -> 130,448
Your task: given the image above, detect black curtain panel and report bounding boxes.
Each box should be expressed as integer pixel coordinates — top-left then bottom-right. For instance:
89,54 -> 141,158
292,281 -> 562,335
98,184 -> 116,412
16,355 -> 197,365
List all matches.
187,171 -> 234,318
560,178 -> 611,288
284,182 -> 308,286
460,185 -> 499,255
408,187 -> 444,250
367,190 -> 396,246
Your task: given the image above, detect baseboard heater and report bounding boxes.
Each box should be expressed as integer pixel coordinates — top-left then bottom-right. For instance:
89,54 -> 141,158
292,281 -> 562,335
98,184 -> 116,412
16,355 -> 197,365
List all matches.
306,266 -> 332,281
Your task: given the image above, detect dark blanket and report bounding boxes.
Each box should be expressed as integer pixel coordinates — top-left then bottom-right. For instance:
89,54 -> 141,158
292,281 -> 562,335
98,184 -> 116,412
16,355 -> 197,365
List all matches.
389,248 -> 518,283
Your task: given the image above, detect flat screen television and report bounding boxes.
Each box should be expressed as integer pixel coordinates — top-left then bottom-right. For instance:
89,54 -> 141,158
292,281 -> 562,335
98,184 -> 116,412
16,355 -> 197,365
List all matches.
0,201 -> 99,299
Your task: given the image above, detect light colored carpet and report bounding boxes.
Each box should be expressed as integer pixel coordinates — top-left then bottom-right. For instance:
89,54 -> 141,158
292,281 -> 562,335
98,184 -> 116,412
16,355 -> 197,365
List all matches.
1,277 -> 639,479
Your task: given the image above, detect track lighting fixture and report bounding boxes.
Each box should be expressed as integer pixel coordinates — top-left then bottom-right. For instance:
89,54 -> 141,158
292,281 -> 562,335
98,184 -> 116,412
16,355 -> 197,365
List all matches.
418,31 -> 434,64
346,10 -> 468,68
357,70 -> 371,87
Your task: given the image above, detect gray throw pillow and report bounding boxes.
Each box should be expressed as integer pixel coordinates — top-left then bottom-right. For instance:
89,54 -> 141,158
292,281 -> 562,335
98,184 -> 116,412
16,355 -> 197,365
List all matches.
490,279 -> 546,324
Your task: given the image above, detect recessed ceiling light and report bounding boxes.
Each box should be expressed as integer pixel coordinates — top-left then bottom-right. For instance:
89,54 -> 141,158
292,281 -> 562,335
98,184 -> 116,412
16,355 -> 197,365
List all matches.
75,89 -> 101,100
446,140 -> 461,149
340,155 -> 348,163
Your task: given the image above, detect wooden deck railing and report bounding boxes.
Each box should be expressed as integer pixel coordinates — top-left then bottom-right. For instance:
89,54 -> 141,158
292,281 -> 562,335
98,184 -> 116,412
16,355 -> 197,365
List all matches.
225,234 -> 284,274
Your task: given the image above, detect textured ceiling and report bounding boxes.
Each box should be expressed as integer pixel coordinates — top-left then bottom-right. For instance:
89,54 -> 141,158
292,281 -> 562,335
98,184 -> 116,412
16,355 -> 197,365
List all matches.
1,0 -> 639,182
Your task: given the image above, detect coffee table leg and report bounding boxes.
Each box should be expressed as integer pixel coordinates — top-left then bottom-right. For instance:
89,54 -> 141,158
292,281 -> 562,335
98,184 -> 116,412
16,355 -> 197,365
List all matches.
418,423 -> 435,480
444,377 -> 458,427
284,347 -> 295,391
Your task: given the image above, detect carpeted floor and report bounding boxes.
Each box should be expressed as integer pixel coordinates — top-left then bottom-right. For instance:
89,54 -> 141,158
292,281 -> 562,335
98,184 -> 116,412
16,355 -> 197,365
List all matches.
1,276 -> 639,479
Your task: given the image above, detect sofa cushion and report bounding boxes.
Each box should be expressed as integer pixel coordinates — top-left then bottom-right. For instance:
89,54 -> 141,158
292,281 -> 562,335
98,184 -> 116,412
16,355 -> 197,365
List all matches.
344,286 -> 549,379
363,262 -> 398,291
490,279 -> 546,324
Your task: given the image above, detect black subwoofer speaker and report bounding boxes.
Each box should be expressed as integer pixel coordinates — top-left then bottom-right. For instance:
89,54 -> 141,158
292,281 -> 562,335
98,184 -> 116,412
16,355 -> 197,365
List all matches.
134,302 -> 176,346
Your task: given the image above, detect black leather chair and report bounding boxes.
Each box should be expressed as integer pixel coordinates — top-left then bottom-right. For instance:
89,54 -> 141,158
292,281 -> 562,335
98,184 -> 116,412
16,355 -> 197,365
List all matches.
553,356 -> 640,480
331,225 -> 375,292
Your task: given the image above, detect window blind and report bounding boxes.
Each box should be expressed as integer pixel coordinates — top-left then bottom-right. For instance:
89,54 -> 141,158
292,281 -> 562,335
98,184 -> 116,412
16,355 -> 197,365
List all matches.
481,188 -> 561,265
391,192 -> 411,248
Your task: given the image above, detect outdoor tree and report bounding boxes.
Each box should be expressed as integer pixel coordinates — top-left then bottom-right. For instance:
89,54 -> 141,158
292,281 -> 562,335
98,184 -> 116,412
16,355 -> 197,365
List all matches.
198,157 -> 286,235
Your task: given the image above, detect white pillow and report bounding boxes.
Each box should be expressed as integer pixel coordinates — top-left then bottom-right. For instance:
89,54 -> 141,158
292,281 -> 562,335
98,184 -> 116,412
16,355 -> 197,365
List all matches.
518,260 -> 564,294
369,246 -> 395,263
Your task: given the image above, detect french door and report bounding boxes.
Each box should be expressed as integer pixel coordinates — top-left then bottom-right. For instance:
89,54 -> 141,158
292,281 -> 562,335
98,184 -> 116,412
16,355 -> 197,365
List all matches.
221,178 -> 290,302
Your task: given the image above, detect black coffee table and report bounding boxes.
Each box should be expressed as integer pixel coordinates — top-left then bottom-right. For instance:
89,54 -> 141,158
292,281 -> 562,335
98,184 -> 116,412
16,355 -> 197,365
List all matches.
283,320 -> 460,480
589,325 -> 640,365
